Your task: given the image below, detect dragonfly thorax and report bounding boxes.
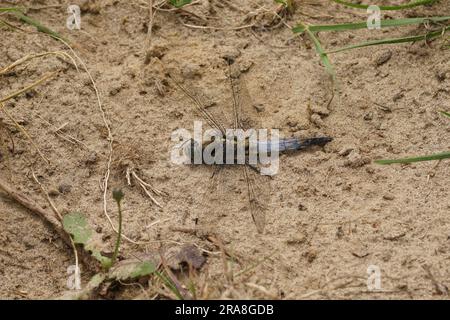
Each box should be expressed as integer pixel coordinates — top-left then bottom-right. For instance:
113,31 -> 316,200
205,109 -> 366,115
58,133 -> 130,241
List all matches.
184,136 -> 259,165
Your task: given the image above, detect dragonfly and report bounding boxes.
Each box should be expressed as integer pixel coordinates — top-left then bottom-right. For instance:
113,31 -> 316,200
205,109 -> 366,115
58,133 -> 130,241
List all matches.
169,59 -> 332,233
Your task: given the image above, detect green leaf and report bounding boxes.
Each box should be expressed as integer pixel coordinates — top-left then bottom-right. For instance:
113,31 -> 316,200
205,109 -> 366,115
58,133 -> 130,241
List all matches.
375,152 -> 450,164
440,111 -> 450,119
0,7 -> 25,13
331,0 -> 438,11
0,8 -> 67,41
13,12 -> 66,41
109,260 -> 157,281
304,26 -> 336,82
169,0 -> 192,8
63,211 -> 92,243
63,212 -> 111,268
274,0 -> 287,6
327,27 -> 450,54
293,17 -> 450,34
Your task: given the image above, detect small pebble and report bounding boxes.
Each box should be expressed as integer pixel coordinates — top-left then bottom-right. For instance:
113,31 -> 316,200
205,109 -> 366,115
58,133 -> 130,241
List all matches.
436,70 -> 447,82
338,146 -> 354,157
344,150 -> 370,168
375,50 -> 392,66
383,194 -> 395,201
310,114 -> 324,127
363,112 -> 373,121
48,189 -> 59,197
58,183 -> 72,194
254,104 -> 265,113
221,47 -> 241,62
393,92 -> 404,102
286,235 -> 307,245
85,152 -> 98,165
310,105 -> 330,116
181,63 -> 201,79
145,40 -> 168,63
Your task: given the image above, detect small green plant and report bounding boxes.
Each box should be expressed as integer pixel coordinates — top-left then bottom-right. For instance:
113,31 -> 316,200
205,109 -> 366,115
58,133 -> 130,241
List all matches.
61,190 -> 159,299
111,189 -> 124,268
375,112 -> 450,165
63,211 -> 112,269
275,0 -> 295,12
169,0 -> 192,8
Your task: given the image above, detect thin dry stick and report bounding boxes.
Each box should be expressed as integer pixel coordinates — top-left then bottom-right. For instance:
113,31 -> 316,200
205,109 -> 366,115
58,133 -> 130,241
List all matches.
144,0 -> 156,63
245,282 -> 278,299
148,0 -> 154,38
0,102 -> 50,163
34,111 -> 94,151
181,21 -> 256,31
0,177 -> 68,245
0,177 -> 98,269
216,236 -> 232,284
0,51 -> 78,75
131,169 -> 165,206
136,180 -> 162,207
33,85 -> 99,154
31,172 -> 62,220
0,71 -> 57,103
0,18 -> 27,32
32,171 -> 79,280
299,275 -> 366,299
56,38 -> 143,245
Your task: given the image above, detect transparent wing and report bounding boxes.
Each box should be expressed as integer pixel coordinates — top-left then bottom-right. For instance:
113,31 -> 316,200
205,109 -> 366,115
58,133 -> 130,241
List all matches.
168,73 -> 228,135
227,62 -> 262,130
194,165 -> 271,234
228,61 -> 272,234
170,62 -> 272,234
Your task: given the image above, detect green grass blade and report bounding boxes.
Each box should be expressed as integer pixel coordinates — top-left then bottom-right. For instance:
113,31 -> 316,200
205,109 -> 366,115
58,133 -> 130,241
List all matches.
331,0 -> 438,10
155,271 -> 184,300
304,27 -> 336,81
169,0 -> 192,8
12,12 -> 66,41
327,27 -> 450,53
0,7 -> 25,13
293,17 -> 450,34
375,152 -> 450,164
1,8 -> 67,42
440,111 -> 450,119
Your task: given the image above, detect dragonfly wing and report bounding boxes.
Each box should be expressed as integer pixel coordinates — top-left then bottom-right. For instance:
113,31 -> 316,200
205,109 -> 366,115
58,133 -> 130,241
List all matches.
243,164 -> 272,233
168,73 -> 227,135
227,62 -> 263,131
228,61 -> 272,233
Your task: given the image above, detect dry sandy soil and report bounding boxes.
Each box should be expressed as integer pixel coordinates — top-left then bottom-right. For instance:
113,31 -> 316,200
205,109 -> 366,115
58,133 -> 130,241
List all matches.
0,0 -> 450,299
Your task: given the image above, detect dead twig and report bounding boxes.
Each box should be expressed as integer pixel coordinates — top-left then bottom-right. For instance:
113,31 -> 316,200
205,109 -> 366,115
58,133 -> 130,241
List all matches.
0,102 -> 50,163
32,171 -> 80,281
129,168 -> 166,207
0,177 -> 97,270
0,177 -> 68,245
0,71 -> 58,103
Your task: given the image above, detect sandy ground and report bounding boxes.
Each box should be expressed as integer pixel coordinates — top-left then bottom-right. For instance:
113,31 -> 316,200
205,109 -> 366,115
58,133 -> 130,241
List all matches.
1,0 -> 450,299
